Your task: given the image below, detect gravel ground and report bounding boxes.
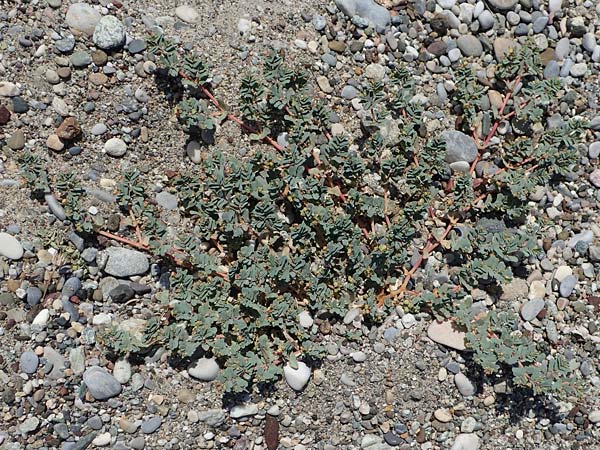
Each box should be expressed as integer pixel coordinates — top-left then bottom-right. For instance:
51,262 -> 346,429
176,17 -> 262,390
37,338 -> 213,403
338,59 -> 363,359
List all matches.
1,0 -> 600,449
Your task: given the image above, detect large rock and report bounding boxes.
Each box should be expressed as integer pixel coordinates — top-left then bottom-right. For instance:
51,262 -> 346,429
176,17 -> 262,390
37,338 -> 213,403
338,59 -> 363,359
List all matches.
427,320 -> 467,350
103,247 -> 149,277
66,3 -> 102,36
83,366 -> 122,400
0,232 -> 24,260
335,0 -> 391,33
93,15 -> 126,50
442,130 -> 478,163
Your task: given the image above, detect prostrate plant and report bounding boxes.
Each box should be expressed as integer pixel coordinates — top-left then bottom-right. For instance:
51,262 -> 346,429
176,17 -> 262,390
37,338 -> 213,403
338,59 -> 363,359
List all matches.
18,34 -> 588,396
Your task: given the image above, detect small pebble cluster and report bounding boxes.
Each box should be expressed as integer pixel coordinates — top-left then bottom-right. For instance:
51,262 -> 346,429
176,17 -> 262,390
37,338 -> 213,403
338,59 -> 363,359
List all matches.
1,0 -> 600,449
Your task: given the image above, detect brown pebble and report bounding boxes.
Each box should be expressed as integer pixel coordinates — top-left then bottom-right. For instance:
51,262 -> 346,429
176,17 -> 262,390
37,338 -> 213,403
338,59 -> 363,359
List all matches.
57,67 -> 71,79
0,105 -> 10,125
89,73 -> 108,86
46,134 -> 64,151
56,117 -> 81,140
92,50 -> 108,66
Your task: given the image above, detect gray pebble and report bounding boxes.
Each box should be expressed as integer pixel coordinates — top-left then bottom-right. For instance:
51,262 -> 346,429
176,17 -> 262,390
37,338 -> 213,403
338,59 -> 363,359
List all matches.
20,351 -> 39,374
141,416 -> 162,434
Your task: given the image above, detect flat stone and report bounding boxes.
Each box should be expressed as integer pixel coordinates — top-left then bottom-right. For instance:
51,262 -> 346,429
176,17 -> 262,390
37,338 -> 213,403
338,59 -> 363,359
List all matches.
175,5 -> 200,23
188,358 -> 220,381
0,232 -> 24,260
521,298 -> 545,321
283,361 -> 311,391
559,275 -> 577,297
141,416 -> 162,434
451,433 -> 481,450
83,366 -> 122,400
428,320 -> 467,350
316,76 -> 333,94
434,408 -> 453,423
18,417 -> 40,434
45,194 -> 67,220
66,3 -> 102,36
92,432 -> 111,447
230,403 -> 259,419
104,247 -> 149,277
156,191 -> 178,210
442,130 -> 478,163
70,51 -> 92,68
47,134 -> 64,151
93,15 -> 126,50
196,409 -> 227,427
590,169 -> 600,188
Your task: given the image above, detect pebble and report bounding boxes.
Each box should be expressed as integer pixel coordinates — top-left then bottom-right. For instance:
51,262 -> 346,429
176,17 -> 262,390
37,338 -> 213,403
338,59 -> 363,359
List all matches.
590,169 -> 600,188
83,366 -> 122,400
70,51 -> 92,68
521,298 -> 545,321
18,417 -> 40,434
457,35 -> 483,57
298,310 -> 314,328
0,81 -> 20,97
0,232 -> 24,260
92,432 -> 111,447
20,351 -> 39,374
451,433 -> 480,450
45,194 -> 67,221
570,63 -> 587,77
188,358 -> 220,381
559,275 -> 577,297
230,403 -> 259,419
141,416 -> 162,434
589,142 -> 600,159
175,5 -> 200,23
317,76 -> 333,94
93,15 -> 126,50
364,63 -> 386,80
283,361 -> 311,391
109,284 -> 135,303
104,247 -> 150,277
104,138 -> 128,157
442,130 -> 478,163
589,410 -> 600,423
454,373 -> 476,396
113,359 -> 132,384
156,191 -> 178,210
65,3 -> 102,36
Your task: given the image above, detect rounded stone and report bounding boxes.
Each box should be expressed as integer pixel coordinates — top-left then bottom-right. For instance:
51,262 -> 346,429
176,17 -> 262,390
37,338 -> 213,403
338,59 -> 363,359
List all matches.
455,373 -> 476,396
93,15 -> 126,50
442,130 -> 478,163
451,433 -> 481,450
457,35 -> 483,57
188,358 -> 220,381
83,366 -> 122,400
283,361 -> 311,391
104,138 -> 127,157
486,0 -> 517,10
20,351 -> 40,374
65,3 -> 102,36
0,232 -> 24,260
175,5 -> 200,23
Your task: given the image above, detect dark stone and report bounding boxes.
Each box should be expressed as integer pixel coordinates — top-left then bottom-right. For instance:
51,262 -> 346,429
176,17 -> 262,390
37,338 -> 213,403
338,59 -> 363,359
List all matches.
0,105 -> 10,125
109,284 -> 135,303
12,96 -> 29,113
383,432 -> 403,446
